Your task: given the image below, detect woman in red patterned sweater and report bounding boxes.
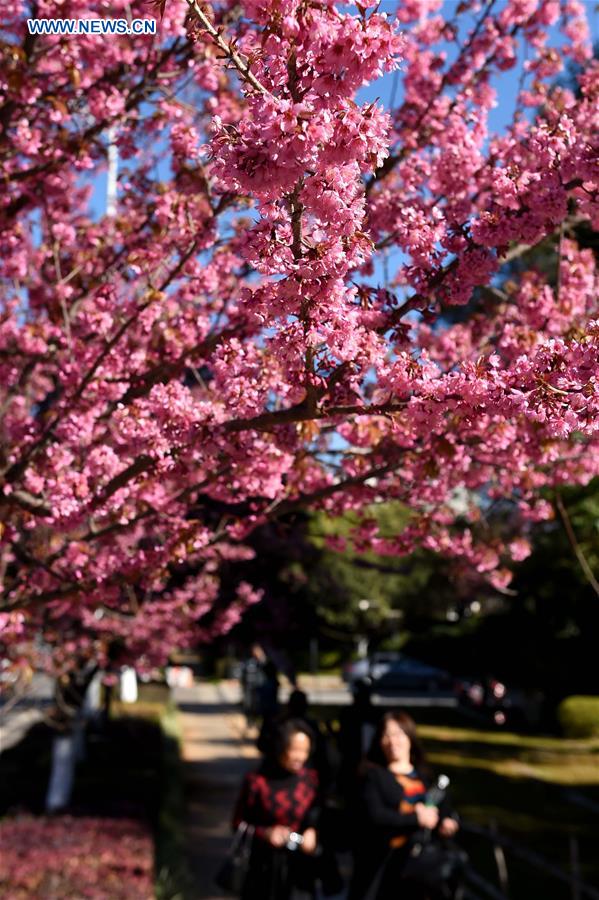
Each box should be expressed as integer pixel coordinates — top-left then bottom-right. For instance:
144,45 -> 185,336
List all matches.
233,717 -> 321,899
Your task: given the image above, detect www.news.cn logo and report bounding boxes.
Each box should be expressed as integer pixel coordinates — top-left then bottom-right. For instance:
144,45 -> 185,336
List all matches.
26,18 -> 157,36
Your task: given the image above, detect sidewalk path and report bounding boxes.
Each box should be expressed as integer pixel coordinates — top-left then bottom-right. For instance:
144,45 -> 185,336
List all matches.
0,673 -> 53,755
173,681 -> 258,900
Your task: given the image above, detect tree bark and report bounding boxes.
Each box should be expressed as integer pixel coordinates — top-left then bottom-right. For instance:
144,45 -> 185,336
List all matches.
44,664 -> 97,812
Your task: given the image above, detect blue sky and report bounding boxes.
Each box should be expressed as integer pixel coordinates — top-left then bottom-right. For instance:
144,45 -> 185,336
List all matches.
88,1 -> 599,232
358,0 -> 599,134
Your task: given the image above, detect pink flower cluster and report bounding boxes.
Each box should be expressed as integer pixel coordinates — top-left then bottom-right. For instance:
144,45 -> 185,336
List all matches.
0,0 -> 597,677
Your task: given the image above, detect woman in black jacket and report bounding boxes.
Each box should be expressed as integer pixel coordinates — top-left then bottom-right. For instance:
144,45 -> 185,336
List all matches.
348,710 -> 460,900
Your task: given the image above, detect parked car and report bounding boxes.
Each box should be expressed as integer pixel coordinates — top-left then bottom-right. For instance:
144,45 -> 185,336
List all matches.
344,652 -> 454,695
373,656 -> 455,694
342,651 -> 402,685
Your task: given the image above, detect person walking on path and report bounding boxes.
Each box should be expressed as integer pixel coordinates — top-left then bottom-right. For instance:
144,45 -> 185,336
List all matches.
337,680 -> 376,798
241,644 -> 280,730
232,718 -> 321,900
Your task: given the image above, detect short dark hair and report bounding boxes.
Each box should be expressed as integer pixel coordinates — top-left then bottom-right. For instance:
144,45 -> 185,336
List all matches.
287,689 -> 308,717
270,717 -> 315,762
367,710 -> 427,772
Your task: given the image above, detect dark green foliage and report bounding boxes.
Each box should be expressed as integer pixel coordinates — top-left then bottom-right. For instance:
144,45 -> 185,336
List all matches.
558,696 -> 599,739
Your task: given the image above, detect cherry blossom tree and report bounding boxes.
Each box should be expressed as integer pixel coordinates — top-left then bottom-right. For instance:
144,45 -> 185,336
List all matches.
1,0 -> 597,686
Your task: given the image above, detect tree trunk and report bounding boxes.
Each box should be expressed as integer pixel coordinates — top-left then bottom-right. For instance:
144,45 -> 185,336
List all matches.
44,664 -> 98,812
45,732 -> 78,812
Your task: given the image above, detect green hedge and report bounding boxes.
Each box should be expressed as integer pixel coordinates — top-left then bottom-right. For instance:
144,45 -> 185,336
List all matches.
154,703 -> 194,900
557,695 -> 599,738
113,687 -> 193,900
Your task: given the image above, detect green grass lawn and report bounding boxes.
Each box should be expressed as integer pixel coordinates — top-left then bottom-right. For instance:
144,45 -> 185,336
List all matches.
417,720 -> 599,898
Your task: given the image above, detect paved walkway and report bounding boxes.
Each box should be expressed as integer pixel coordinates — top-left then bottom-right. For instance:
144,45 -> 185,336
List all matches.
173,681 -> 259,899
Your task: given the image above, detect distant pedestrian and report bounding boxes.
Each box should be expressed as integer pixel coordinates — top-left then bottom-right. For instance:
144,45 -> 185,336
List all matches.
241,644 -> 279,728
348,711 -> 462,900
337,680 -> 376,796
232,718 -> 321,899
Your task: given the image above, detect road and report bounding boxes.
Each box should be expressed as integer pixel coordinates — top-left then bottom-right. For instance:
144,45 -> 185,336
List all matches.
252,675 -> 459,708
0,669 -> 458,760
0,673 -> 53,754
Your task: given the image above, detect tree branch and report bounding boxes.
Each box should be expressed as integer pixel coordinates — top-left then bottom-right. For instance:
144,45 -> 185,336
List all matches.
184,0 -> 269,96
224,400 -> 408,433
555,493 -> 599,598
1,489 -> 52,517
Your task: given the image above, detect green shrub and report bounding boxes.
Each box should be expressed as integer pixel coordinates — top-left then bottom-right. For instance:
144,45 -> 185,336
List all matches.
558,695 -> 599,738
319,649 -> 343,671
111,686 -> 193,899
154,703 -> 194,900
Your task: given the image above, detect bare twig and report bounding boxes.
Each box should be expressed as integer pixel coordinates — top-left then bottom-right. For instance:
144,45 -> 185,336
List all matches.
184,0 -> 269,96
555,493 -> 599,598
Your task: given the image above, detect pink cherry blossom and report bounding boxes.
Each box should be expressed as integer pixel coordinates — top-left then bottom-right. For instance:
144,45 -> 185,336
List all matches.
0,0 -> 597,677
